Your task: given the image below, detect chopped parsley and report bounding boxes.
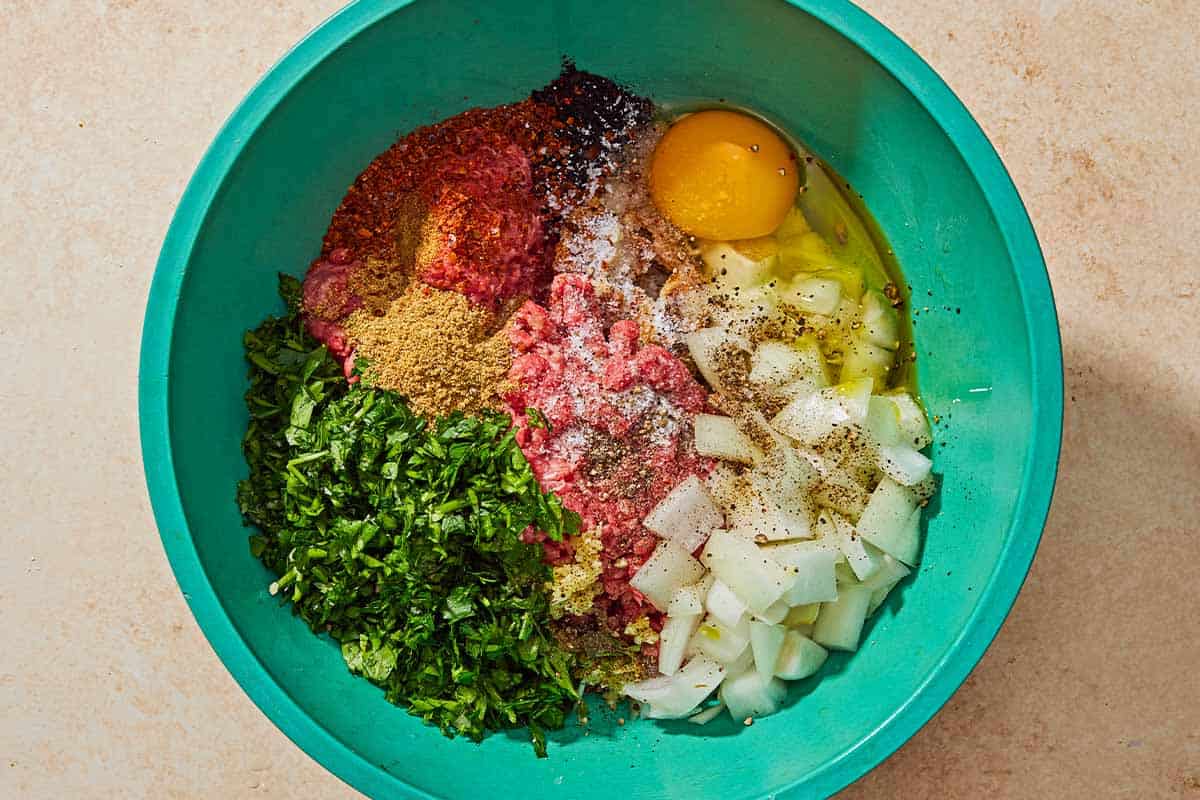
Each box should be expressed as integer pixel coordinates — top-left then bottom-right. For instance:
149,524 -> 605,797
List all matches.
237,276 -> 582,756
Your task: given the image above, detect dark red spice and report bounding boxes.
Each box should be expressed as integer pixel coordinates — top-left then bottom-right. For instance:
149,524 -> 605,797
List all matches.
531,58 -> 654,193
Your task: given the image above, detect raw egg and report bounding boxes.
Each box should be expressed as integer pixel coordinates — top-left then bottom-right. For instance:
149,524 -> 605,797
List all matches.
649,110 -> 799,241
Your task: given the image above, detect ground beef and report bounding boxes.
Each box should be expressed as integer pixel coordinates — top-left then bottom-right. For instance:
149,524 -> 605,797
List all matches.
504,274 -> 713,636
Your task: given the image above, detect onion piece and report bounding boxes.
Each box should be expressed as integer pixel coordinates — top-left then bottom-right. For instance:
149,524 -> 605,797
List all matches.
861,289 -> 901,351
765,544 -> 839,605
667,584 -> 706,618
886,392 -> 933,449
822,511 -> 884,581
694,414 -> 764,464
701,243 -> 776,291
811,462 -> 871,520
701,529 -> 795,614
783,603 -> 820,627
684,327 -> 752,395
786,276 -> 843,315
728,491 -> 814,543
774,630 -> 829,680
688,702 -> 727,725
749,621 -> 787,679
689,615 -> 751,664
642,474 -> 723,552
705,580 -> 749,628
705,463 -> 748,510
719,667 -> 788,722
877,444 -> 932,486
748,341 -> 807,388
856,478 -> 920,565
841,338 -> 894,383
862,552 -> 912,616
631,655 -> 726,719
812,584 -> 872,652
752,597 -> 790,625
629,540 -> 706,611
658,612 -> 703,676
771,378 -> 873,444
864,395 -> 903,447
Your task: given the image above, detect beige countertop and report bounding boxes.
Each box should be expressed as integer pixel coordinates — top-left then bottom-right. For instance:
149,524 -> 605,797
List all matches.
2,1 -> 1197,797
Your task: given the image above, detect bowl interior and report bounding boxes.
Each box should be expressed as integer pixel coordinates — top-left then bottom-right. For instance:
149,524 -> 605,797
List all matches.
143,1 -> 1059,797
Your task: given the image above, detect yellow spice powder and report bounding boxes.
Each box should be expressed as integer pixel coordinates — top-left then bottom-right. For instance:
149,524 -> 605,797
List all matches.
549,528 -> 604,619
345,284 -> 512,419
623,615 -> 659,646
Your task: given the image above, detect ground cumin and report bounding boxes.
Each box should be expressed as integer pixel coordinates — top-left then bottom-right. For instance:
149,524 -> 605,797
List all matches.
345,285 -> 511,419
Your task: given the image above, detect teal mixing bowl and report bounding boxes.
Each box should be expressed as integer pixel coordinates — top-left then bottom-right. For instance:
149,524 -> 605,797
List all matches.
139,1 -> 1062,797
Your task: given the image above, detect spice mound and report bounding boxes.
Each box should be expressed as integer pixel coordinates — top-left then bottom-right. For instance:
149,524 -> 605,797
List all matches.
345,285 -> 511,419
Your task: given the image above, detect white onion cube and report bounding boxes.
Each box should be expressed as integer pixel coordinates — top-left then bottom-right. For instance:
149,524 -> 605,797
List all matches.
719,668 -> 788,722
857,478 -> 920,565
629,540 -> 706,611
642,474 -> 723,552
812,585 -> 872,651
774,630 -> 829,680
701,529 -> 795,614
658,612 -> 703,676
694,414 -> 764,464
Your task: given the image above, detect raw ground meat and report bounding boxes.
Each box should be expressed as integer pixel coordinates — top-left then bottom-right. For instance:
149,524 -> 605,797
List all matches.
504,274 -> 713,636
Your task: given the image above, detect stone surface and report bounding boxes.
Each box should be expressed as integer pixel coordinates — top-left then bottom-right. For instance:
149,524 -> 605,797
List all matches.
0,1 -> 1196,797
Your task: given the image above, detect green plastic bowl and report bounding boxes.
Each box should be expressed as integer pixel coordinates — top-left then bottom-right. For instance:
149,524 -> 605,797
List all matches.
139,1 -> 1062,797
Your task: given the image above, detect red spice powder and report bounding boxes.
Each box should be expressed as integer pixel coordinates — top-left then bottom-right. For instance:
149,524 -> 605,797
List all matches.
319,102 -> 561,309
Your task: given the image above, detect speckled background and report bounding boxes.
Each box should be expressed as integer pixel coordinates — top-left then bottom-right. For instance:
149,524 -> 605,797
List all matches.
1,1 -> 1197,797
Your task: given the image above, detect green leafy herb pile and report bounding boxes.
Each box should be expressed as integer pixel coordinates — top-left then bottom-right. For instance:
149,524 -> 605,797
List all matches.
236,276 -> 583,756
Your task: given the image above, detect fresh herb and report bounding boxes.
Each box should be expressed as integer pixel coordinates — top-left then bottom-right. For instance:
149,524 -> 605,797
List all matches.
526,407 -> 552,431
237,276 -> 582,757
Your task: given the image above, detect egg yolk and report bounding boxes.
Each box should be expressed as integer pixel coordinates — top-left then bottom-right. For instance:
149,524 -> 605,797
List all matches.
649,110 -> 799,241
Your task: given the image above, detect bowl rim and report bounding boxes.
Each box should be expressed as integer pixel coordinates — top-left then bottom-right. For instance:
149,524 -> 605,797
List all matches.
138,1 -> 1064,797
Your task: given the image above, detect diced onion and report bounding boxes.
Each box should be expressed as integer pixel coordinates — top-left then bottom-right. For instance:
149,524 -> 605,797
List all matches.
688,702 -> 727,725
823,511 -> 884,581
765,543 -> 839,605
728,491 -> 814,543
629,540 -> 706,611
689,615 -> 751,664
628,656 -> 726,719
685,327 -> 752,394
642,474 -> 723,552
748,341 -> 807,388
856,478 -> 920,565
812,584 -> 872,652
840,338 -> 893,383
658,612 -> 703,676
694,414 -> 764,464
886,392 -> 933,449
752,597 -> 790,625
719,667 -> 788,722
862,553 -> 912,616
786,276 -> 842,315
877,444 -> 932,486
774,630 -> 828,680
783,603 -> 820,627
701,530 -> 795,614
861,290 -> 901,351
701,243 -> 776,291
705,580 -> 749,628
749,621 -> 787,679
864,395 -> 903,447
771,378 -> 872,444
667,584 -> 706,618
